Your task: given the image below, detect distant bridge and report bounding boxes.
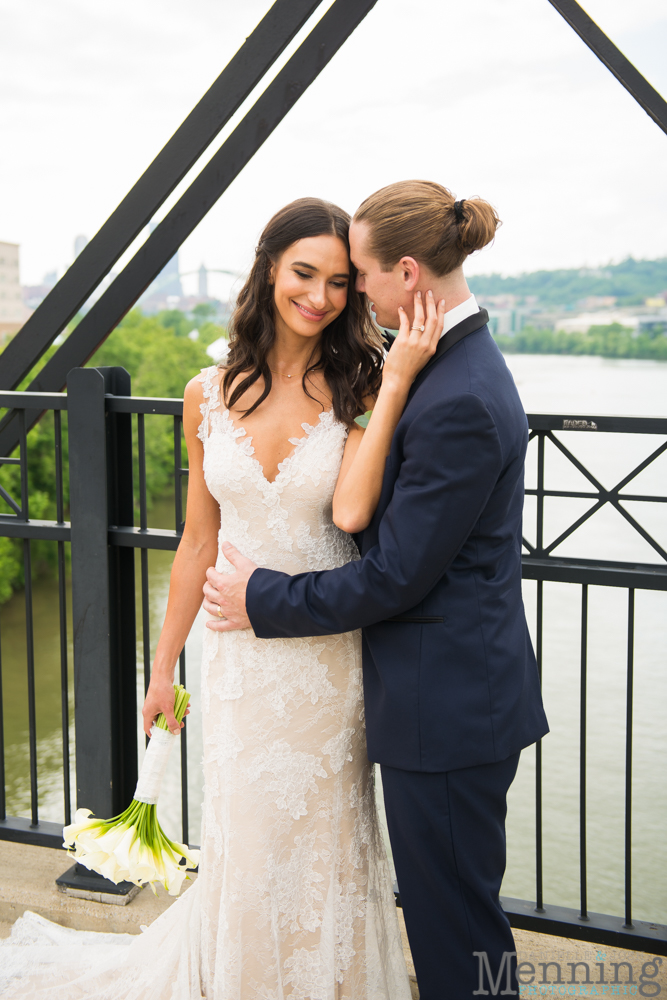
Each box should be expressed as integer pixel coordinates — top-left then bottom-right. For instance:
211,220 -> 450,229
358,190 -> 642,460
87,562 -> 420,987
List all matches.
179,266 -> 241,299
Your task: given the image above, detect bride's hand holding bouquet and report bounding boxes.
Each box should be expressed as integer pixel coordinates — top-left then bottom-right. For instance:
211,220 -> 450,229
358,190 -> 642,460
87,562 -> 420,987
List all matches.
63,684 -> 199,896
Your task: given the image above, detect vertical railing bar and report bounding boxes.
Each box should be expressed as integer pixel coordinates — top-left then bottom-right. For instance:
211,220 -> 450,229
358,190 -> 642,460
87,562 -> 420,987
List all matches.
19,407 -> 35,821
23,539 -> 38,826
54,407 -> 71,824
179,648 -> 189,845
0,607 -> 5,821
624,589 -> 635,928
138,413 -> 148,531
54,409 -> 64,524
536,433 -> 545,555
579,583 -> 588,920
535,579 -> 544,912
18,408 -> 29,520
174,415 -> 183,532
138,412 -> 151,700
141,549 -> 151,699
20,387 -> 36,823
57,537 -> 71,827
19,407 -> 36,823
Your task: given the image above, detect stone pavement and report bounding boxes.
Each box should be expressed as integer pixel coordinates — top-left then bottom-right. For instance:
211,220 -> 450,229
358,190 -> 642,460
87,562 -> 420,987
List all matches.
1,841 -> 664,997
0,840 -> 183,935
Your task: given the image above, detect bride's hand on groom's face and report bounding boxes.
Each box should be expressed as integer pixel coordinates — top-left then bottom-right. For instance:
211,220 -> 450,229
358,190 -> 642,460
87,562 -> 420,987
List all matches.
382,290 -> 446,390
202,543 -> 257,631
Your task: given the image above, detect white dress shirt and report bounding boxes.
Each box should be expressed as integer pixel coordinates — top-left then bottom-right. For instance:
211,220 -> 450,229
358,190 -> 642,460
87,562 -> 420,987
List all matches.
439,294 -> 480,339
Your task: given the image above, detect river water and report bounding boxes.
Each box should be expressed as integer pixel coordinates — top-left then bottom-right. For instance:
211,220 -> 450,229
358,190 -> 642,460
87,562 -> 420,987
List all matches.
1,354 -> 665,924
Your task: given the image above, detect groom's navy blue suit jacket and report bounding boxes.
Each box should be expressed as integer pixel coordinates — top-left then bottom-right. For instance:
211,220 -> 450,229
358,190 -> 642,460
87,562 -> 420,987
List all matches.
246,316 -> 549,772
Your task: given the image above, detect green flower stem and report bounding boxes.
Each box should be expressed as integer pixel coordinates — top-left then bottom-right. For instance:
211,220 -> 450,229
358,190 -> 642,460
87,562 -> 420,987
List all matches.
69,684 -> 196,887
154,683 -> 191,731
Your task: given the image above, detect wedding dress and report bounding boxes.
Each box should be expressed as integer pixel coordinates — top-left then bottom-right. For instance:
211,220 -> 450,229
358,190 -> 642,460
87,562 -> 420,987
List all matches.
0,366 -> 411,1000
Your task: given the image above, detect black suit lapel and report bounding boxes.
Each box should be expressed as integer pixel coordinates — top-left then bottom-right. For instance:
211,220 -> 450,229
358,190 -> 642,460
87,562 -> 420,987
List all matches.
406,308 -> 489,400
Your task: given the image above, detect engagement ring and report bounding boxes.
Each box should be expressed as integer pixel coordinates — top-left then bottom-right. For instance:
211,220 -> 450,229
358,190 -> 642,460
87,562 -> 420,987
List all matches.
411,324 -> 425,332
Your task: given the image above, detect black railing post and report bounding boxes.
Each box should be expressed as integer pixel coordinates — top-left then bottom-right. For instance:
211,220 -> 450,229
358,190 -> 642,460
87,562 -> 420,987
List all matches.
68,367 -> 114,818
68,366 -> 137,819
535,579 -> 544,913
98,367 -> 138,807
624,589 -> 635,929
579,584 -> 589,921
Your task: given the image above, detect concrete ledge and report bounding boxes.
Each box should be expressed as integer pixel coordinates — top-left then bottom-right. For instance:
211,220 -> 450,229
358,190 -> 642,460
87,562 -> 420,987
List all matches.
2,842 -> 664,997
0,840 -> 195,935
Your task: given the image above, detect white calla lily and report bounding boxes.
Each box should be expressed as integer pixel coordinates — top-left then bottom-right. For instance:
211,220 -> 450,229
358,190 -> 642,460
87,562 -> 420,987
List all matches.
61,685 -> 199,897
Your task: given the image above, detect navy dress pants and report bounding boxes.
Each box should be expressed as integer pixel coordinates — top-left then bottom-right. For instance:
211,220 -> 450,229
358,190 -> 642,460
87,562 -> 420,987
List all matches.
381,753 -> 520,999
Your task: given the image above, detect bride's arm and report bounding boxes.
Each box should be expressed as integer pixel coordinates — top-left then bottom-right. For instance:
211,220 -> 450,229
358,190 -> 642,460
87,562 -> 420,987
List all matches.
141,374 -> 221,735
333,291 -> 445,534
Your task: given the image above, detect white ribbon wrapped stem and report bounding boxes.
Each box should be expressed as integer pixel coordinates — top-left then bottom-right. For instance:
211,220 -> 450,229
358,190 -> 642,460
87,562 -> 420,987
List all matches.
133,726 -> 177,805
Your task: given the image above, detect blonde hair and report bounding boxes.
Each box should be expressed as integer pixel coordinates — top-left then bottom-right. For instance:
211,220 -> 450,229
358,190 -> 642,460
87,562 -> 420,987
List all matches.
354,179 -> 500,276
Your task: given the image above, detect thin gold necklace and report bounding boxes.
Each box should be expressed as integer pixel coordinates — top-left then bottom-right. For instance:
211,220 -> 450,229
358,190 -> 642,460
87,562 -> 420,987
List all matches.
268,364 -> 321,379
268,368 -> 305,379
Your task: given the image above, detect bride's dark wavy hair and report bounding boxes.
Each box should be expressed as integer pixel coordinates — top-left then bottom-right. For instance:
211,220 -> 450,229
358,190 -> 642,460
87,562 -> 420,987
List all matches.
221,197 -> 383,425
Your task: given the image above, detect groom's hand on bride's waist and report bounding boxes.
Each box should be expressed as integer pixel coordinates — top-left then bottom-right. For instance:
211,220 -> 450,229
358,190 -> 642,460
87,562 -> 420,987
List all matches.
203,542 -> 257,631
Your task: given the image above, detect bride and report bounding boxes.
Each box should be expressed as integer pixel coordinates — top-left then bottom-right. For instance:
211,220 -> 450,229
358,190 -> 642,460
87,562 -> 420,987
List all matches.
1,197 -> 444,999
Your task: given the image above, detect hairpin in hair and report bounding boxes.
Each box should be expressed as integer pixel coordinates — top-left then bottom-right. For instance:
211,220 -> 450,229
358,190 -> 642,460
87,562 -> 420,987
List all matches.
453,200 -> 466,224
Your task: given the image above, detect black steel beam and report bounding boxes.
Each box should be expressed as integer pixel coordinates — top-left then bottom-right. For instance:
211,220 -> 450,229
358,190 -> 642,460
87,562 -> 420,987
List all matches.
0,0 -> 378,459
68,368 -> 119,818
0,391 -> 68,411
0,0 -> 325,393
0,815 -> 64,850
528,412 -> 667,435
521,555 -> 667,591
100,368 -> 139,809
109,526 -> 181,551
548,0 -> 667,135
106,396 -> 184,416
502,896 -> 667,956
0,518 -> 71,541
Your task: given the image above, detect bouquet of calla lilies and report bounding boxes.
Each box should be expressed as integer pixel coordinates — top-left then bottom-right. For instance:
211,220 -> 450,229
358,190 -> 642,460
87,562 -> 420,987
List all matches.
63,685 -> 199,896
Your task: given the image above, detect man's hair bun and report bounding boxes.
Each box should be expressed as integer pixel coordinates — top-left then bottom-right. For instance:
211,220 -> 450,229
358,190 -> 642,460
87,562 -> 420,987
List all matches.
354,180 -> 501,276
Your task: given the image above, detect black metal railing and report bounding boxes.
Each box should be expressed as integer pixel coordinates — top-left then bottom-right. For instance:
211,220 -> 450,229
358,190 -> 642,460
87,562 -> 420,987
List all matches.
0,373 -> 665,954
0,390 -> 70,846
504,414 -> 667,955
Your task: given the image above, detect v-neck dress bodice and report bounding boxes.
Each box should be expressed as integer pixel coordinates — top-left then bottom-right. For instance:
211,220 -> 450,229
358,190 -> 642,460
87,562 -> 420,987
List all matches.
198,366 -> 360,578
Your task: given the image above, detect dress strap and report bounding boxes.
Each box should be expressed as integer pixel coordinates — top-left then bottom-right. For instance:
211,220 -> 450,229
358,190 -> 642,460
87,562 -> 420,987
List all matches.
197,366 -> 223,442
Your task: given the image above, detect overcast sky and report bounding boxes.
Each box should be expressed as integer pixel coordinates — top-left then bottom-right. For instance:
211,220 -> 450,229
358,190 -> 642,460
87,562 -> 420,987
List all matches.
1,0 -> 666,296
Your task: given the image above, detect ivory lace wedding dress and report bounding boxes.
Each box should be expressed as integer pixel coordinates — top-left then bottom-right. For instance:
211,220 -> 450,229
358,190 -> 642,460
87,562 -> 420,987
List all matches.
0,366 -> 411,1000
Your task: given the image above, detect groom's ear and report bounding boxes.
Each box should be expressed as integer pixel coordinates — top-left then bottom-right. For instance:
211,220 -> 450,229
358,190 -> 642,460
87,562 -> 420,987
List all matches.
399,256 -> 420,291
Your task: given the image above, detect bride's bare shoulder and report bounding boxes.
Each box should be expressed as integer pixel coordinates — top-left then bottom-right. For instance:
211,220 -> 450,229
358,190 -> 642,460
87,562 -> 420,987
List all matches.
184,366 -> 222,404
182,368 -> 224,436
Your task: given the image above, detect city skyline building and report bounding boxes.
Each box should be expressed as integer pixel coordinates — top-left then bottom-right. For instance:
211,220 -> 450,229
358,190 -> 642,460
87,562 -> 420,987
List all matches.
0,241 -> 29,341
140,221 -> 183,303
74,234 -> 88,258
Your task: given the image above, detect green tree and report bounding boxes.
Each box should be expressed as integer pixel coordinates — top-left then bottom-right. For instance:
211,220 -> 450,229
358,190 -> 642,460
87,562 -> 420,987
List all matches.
494,322 -> 667,360
470,256 -> 667,309
0,308 -> 228,603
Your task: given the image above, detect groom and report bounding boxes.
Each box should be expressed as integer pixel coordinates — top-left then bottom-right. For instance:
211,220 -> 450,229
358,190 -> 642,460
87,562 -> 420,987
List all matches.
202,181 -> 548,998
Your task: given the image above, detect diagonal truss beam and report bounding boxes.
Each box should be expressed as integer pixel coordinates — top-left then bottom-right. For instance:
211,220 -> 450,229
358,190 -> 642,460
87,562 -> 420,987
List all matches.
2,0 -> 663,459
0,0 -> 325,394
0,0 -> 378,458
548,0 -> 667,135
